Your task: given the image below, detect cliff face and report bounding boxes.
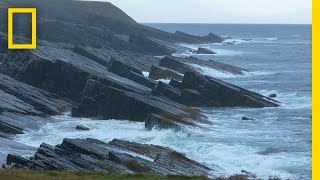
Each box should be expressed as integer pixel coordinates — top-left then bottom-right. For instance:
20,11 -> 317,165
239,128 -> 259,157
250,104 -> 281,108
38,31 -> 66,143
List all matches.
0,0 -> 223,54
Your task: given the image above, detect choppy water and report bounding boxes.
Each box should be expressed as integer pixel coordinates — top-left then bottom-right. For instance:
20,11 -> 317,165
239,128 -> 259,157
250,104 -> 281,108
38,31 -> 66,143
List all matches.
13,24 -> 311,179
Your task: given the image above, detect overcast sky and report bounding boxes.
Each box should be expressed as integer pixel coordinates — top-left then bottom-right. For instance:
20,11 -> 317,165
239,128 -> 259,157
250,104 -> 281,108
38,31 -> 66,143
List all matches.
92,0 -> 312,24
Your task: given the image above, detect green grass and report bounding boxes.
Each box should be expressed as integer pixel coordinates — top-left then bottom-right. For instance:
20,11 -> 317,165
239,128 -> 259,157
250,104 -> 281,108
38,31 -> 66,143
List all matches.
0,170 -> 213,180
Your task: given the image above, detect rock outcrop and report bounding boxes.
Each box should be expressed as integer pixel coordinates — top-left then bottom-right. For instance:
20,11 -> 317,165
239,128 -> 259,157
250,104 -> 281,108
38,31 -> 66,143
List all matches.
159,56 -> 195,74
0,73 -> 71,138
152,72 -> 279,108
175,31 -> 224,43
4,138 -> 213,176
159,56 -> 247,76
148,66 -> 183,81
72,79 -> 205,126
107,59 -> 156,89
194,48 -> 217,54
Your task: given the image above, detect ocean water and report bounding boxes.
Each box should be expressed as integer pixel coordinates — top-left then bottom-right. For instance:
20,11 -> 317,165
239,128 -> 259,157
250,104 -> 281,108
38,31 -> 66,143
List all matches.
12,24 -> 311,179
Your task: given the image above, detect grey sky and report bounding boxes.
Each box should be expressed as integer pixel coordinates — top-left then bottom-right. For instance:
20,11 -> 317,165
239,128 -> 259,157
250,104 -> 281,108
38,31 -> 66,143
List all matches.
89,0 -> 312,24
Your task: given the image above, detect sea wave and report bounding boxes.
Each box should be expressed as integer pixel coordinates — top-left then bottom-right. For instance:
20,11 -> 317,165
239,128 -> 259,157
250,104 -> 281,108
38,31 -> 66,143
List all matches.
13,114 -> 304,179
255,90 -> 311,110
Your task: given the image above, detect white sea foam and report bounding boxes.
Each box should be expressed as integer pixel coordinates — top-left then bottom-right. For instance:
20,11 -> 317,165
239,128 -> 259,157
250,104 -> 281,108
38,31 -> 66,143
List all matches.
188,63 -> 239,79
13,113 -> 307,179
187,63 -> 277,79
256,90 -> 311,110
155,79 -> 171,84
142,71 -> 150,77
176,43 -> 248,57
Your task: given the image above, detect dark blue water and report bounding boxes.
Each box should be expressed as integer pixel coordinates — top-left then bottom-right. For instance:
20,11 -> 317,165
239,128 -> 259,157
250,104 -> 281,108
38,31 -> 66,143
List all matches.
146,24 -> 312,179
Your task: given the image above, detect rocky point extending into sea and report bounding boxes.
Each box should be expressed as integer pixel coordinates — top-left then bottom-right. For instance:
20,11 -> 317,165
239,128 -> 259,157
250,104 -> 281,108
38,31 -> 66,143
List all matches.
0,0 -> 279,178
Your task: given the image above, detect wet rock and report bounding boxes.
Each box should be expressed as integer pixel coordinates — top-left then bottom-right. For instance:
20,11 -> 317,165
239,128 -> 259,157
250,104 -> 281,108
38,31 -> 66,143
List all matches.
0,41 -> 152,101
181,72 -> 279,108
145,113 -> 181,131
151,72 -> 278,108
129,34 -> 173,56
6,154 -> 30,166
0,73 -> 72,115
241,117 -> 255,121
107,58 -> 156,88
169,79 -> 183,89
179,89 -> 204,107
149,66 -> 183,81
269,94 -> 277,98
175,31 -> 224,43
72,79 -> 204,126
242,117 -> 250,120
152,82 -> 181,101
159,56 -> 195,74
184,56 -> 247,75
194,48 -> 217,54
76,125 -> 90,131
5,138 -> 213,176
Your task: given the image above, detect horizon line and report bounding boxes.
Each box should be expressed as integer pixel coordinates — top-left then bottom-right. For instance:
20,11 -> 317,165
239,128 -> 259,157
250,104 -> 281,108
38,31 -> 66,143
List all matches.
141,22 -> 312,25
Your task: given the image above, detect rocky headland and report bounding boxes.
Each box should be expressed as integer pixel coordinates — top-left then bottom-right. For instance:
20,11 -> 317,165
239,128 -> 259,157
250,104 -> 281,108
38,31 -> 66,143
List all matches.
0,0 -> 279,178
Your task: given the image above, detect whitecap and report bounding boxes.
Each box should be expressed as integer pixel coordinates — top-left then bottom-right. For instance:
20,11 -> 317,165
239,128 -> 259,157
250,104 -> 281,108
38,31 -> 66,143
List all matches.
142,71 -> 150,77
188,63 -> 239,79
155,79 -> 171,84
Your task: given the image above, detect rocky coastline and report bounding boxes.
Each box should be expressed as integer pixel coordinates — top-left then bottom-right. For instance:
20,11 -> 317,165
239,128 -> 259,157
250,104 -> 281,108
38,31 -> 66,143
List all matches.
0,0 -> 279,178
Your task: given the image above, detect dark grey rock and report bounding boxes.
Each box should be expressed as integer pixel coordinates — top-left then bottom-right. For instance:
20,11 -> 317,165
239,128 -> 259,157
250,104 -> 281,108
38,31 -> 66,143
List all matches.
269,94 -> 277,98
194,48 -> 217,54
72,79 -> 204,125
181,72 -> 279,107
0,73 -> 72,115
5,138 -> 213,176
159,56 -> 195,74
107,58 -> 156,89
149,65 -> 183,81
152,82 -> 181,102
76,125 -> 90,131
241,117 -> 255,121
169,79 -> 183,89
145,113 -> 181,131
129,34 -> 173,56
184,56 -> 247,75
175,31 -> 224,43
242,117 -> 250,120
6,154 -> 30,166
179,89 -> 204,107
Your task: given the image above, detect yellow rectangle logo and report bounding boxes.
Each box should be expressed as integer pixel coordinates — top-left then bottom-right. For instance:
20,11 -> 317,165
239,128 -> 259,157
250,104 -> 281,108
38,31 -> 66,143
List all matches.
8,8 -> 37,49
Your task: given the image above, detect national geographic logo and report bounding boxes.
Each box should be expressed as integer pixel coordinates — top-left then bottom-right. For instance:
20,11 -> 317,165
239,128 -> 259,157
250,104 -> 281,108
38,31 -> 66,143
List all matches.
0,5 -> 37,49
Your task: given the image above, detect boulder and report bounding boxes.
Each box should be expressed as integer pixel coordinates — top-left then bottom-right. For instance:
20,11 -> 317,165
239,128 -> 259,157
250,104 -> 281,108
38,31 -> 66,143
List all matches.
269,94 -> 277,98
148,65 -> 183,81
5,138 -> 213,176
194,48 -> 217,54
76,125 -> 90,131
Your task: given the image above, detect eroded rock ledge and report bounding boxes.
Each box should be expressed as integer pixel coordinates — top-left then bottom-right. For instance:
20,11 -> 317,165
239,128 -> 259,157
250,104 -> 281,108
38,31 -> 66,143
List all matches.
4,138 -> 212,176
